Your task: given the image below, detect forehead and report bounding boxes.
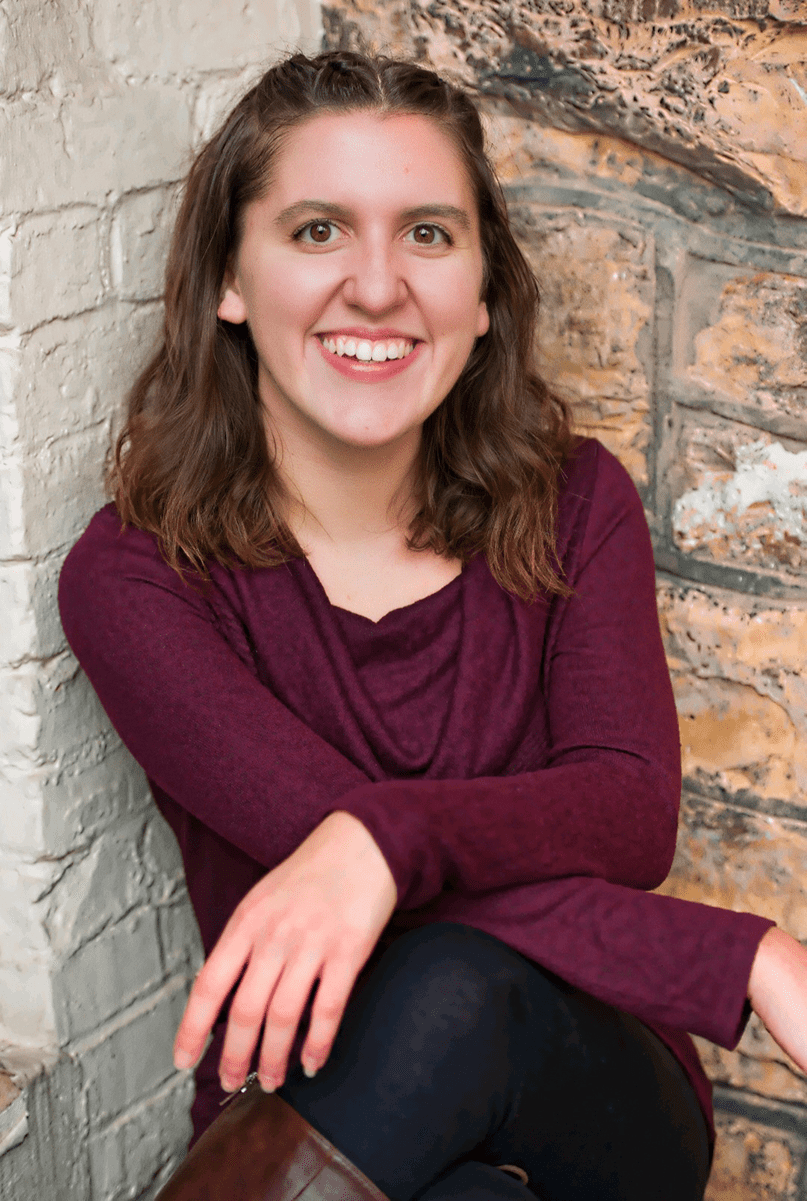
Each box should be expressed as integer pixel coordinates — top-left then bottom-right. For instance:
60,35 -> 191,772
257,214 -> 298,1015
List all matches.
265,110 -> 477,214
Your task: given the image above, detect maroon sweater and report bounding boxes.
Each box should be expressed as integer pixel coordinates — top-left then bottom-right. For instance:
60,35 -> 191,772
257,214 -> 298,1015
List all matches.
58,438 -> 774,1146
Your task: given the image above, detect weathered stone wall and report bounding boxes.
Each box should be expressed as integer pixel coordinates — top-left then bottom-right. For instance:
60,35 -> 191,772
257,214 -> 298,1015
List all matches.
0,4 -> 320,1199
321,4 -> 807,1197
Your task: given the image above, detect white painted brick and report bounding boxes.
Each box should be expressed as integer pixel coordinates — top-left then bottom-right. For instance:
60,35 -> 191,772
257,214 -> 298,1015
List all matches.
0,446 -> 25,558
192,67 -> 263,146
0,961 -> 56,1044
11,551 -> 66,663
110,188 -> 176,301
11,301 -> 161,450
93,0 -> 318,79
0,0 -> 95,98
0,663 -> 41,761
54,908 -> 164,1043
40,746 -> 151,859
0,224 -> 13,328
88,1072 -> 193,1201
18,424 -> 110,560
0,652 -> 110,776
38,650 -> 120,764
10,208 -> 104,331
140,812 -> 190,904
156,894 -> 204,978
0,859 -> 52,962
0,561 -> 36,667
77,982 -> 187,1126
41,817 -> 151,957
0,89 -> 191,217
0,765 -> 44,851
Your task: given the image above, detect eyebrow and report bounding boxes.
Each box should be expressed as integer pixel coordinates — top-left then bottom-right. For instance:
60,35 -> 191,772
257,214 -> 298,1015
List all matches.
274,200 -> 473,232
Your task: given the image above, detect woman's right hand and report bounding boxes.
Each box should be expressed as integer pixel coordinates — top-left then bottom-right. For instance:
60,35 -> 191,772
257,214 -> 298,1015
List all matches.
173,809 -> 397,1094
748,926 -> 807,1074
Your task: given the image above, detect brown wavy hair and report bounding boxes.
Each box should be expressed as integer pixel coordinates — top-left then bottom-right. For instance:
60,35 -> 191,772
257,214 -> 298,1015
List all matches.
110,50 -> 575,599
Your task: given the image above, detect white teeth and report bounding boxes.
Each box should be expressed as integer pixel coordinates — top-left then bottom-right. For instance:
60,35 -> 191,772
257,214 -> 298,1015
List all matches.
320,336 -> 415,363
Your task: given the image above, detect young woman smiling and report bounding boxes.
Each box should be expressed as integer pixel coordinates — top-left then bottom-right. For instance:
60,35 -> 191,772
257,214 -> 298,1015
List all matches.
59,51 -> 807,1201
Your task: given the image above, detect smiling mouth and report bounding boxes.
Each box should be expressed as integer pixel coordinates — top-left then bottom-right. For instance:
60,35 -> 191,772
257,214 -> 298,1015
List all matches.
318,335 -> 417,363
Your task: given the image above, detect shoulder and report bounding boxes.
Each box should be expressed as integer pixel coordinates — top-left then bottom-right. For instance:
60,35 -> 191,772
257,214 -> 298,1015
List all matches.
60,504 -> 178,599
559,437 -> 641,508
58,504 -> 216,644
555,437 -> 651,578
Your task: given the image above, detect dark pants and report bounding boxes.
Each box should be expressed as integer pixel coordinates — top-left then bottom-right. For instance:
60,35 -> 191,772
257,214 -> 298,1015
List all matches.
268,923 -> 711,1201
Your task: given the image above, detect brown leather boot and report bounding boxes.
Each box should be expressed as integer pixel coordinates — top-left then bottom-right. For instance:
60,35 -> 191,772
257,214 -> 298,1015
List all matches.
155,1078 -> 390,1201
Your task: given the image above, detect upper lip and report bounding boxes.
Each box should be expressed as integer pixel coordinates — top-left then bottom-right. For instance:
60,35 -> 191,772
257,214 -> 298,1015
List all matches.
316,327 -> 421,341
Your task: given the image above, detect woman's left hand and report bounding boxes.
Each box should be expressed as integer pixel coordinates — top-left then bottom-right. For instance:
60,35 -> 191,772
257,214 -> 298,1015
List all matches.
172,810 -> 397,1093
748,926 -> 807,1075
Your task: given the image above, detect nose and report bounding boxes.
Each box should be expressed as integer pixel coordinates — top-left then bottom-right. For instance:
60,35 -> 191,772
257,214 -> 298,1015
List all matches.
341,237 -> 408,314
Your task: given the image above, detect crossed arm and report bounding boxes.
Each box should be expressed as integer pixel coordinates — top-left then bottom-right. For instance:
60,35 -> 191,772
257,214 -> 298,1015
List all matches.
58,457 -> 807,1098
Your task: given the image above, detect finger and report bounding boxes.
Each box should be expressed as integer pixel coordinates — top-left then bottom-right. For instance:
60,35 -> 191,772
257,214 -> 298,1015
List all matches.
300,951 -> 363,1077
173,924 -> 258,1070
218,947 -> 287,1092
257,948 -> 324,1091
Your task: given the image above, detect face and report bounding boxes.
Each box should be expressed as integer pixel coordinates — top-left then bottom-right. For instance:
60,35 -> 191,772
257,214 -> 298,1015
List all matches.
217,110 -> 489,457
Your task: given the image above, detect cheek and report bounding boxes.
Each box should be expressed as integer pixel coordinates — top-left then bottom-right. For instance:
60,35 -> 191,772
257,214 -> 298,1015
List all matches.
422,269 -> 485,339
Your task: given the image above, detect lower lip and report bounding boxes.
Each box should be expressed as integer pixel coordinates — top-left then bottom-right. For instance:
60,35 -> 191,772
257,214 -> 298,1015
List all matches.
315,338 -> 423,381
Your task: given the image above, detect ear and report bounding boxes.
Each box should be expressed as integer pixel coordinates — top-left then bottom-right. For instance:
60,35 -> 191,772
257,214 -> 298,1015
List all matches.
217,268 -> 248,324
476,299 -> 489,339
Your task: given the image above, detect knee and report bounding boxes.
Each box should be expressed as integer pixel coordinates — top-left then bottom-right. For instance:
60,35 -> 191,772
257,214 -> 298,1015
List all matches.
373,923 -> 524,1042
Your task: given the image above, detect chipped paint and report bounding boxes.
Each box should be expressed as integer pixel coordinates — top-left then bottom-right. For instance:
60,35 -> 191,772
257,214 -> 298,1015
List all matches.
673,440 -> 807,571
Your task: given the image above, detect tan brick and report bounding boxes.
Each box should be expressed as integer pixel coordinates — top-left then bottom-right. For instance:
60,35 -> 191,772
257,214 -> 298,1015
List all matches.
482,98 -> 715,205
660,792 -> 807,934
686,273 -> 807,425
669,416 -> 807,576
694,1020 -> 807,1109
509,205 -> 653,484
705,1113 -> 804,1200
328,1 -> 807,214
675,674 -> 804,805
658,584 -> 807,804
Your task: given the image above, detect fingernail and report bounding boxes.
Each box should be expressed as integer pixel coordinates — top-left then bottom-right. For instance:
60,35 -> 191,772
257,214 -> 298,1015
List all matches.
259,1075 -> 278,1093
303,1063 -> 319,1079
220,1076 -> 240,1093
174,1050 -> 194,1070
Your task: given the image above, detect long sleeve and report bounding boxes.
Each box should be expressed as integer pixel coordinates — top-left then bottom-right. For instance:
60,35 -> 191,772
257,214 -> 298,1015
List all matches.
391,872 -> 773,1050
59,447 -> 772,1055
58,513 -> 373,870
59,446 -> 677,905
334,443 -> 682,908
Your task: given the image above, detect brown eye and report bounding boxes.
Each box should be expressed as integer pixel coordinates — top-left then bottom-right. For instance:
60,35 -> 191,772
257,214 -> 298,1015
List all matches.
296,221 -> 338,245
407,224 -> 450,247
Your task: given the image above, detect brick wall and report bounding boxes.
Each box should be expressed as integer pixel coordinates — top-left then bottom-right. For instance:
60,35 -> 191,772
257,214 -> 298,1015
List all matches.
0,4 -> 320,1199
319,3 -> 807,1197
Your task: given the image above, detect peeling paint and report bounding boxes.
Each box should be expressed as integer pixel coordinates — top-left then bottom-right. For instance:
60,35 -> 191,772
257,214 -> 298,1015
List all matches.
673,440 -> 807,571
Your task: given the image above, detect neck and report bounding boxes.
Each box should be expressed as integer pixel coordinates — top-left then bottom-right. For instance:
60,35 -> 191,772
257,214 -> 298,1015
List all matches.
273,424 -> 422,551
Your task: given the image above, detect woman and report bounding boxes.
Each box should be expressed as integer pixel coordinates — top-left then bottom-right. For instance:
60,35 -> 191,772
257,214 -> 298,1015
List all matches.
58,50 -> 807,1201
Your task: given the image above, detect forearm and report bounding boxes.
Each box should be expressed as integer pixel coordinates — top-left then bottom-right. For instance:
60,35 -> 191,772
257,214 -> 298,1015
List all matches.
748,926 -> 807,1072
401,874 -> 774,1048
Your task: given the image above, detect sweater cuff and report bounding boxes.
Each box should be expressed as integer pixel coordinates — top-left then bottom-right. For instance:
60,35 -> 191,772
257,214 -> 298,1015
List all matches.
331,781 -> 440,910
